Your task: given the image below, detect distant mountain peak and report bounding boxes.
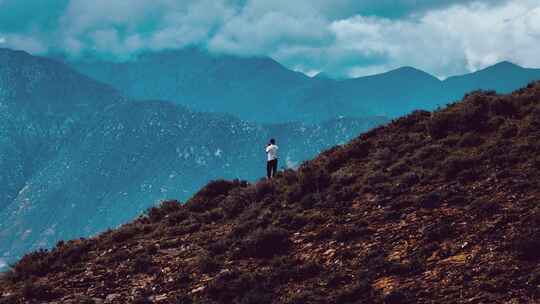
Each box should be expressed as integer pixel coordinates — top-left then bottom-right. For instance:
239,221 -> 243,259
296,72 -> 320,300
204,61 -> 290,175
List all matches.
357,65 -> 440,83
0,47 -> 32,59
486,60 -> 522,71
388,66 -> 434,76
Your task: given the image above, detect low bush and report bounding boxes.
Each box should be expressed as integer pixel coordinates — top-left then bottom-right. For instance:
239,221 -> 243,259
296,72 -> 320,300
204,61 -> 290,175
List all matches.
187,179 -> 248,213
199,255 -> 221,274
428,111 -> 459,139
147,200 -> 183,222
384,290 -> 409,304
513,233 -> 540,261
399,172 -> 420,187
10,249 -> 51,280
166,210 -> 190,226
241,227 -> 291,258
207,239 -> 231,255
458,132 -> 484,147
421,220 -> 454,242
335,280 -> 374,304
132,254 -> 154,274
441,153 -> 478,178
498,121 -> 518,138
419,191 -> 441,209
111,225 -> 140,243
22,281 -> 61,301
490,97 -> 517,116
221,188 -> 252,218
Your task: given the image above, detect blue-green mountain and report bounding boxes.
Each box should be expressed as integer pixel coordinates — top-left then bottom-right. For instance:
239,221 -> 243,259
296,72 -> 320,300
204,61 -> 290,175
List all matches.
67,49 -> 540,123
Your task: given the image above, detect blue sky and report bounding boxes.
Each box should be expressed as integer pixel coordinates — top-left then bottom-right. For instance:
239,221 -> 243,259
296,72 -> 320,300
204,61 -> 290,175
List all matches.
0,0 -> 539,78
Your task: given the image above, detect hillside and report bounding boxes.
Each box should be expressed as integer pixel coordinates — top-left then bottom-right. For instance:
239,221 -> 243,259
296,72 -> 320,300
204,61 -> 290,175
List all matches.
2,82 -> 539,303
65,48 -> 540,123
0,48 -> 385,272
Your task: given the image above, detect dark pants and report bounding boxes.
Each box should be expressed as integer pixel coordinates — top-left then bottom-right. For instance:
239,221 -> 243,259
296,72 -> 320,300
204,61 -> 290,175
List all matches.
267,159 -> 278,179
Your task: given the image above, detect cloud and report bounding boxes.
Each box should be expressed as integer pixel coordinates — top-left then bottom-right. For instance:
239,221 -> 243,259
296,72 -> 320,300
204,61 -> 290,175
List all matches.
0,37 -> 5,44
323,0 -> 540,78
0,0 -> 539,78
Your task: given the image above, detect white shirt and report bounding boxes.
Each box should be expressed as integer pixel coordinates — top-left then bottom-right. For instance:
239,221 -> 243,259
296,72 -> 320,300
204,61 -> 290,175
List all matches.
266,144 -> 278,161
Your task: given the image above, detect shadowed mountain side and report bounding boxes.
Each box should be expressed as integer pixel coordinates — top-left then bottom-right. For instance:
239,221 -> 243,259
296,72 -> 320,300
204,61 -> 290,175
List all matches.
0,48 -> 125,212
2,82 -> 539,303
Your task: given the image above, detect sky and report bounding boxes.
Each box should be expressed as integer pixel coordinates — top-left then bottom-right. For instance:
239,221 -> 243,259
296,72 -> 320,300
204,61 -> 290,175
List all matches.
0,0 -> 539,78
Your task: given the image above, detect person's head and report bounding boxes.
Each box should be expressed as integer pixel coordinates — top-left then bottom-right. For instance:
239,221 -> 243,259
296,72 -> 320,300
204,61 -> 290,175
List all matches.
270,138 -> 276,145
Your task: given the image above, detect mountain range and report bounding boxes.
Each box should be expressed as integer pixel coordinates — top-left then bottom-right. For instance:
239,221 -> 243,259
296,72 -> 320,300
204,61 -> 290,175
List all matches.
66,48 -> 540,122
2,46 -> 540,274
2,81 -> 539,303
0,48 -> 384,270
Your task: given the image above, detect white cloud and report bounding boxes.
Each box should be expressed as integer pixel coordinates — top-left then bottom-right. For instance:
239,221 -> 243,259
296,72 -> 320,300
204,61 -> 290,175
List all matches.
1,0 -> 539,78
0,37 -> 5,44
1,34 -> 47,53
322,0 -> 540,77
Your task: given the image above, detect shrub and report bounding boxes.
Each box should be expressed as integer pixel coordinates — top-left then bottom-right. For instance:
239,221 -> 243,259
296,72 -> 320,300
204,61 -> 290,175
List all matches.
498,121 -> 518,138
441,153 -> 478,178
366,172 -> 388,186
107,249 -> 129,263
335,280 -> 374,303
132,295 -> 152,304
298,166 -> 331,194
22,281 -> 61,301
269,257 -> 321,283
275,211 -> 309,230
469,199 -> 499,218
458,132 -> 484,147
326,272 -> 352,287
207,239 -> 231,255
199,255 -> 221,274
242,227 -> 291,258
399,172 -> 420,187
197,209 -> 224,224
459,93 -> 491,130
207,270 -> 270,302
238,290 -> 273,304
166,210 -> 190,226
11,249 -> 51,279
513,234 -> 540,261
187,180 -> 248,213
221,188 -> 252,218
147,200 -> 182,222
132,254 -> 154,274
487,116 -> 506,129
326,141 -> 371,171
384,290 -> 409,304
421,221 -> 453,242
255,180 -> 276,201
428,111 -> 459,139
490,97 -> 517,116
298,193 -> 316,209
418,191 -> 441,209
111,225 -> 139,243
389,161 -> 409,176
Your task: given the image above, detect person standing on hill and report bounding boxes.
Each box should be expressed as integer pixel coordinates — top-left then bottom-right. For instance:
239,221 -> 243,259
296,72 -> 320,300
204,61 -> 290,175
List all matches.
266,138 -> 279,179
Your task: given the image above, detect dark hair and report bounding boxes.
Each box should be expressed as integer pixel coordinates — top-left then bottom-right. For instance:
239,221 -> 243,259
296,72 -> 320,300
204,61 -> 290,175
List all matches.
270,138 -> 276,144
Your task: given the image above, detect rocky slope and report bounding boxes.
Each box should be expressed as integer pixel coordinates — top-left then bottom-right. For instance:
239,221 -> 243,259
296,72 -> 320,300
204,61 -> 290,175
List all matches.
2,82 -> 539,303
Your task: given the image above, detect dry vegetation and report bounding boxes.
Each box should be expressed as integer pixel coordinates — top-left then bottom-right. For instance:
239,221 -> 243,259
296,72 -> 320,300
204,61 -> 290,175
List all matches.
2,82 -> 540,303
